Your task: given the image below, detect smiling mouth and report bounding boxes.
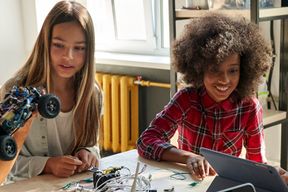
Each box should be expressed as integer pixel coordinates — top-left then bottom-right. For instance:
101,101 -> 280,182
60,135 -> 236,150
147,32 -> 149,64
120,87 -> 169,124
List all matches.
216,86 -> 229,92
60,64 -> 73,68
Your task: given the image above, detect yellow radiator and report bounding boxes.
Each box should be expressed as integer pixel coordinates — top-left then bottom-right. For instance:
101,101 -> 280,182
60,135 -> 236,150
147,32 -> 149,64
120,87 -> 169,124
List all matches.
95,73 -> 139,153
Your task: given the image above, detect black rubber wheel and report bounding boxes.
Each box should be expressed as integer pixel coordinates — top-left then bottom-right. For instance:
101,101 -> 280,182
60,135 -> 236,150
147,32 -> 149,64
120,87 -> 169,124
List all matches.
0,135 -> 17,161
38,94 -> 60,118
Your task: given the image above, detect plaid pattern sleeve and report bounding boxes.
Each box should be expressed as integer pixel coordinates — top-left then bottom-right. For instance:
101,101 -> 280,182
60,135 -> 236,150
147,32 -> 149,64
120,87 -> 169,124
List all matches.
244,98 -> 266,163
136,88 -> 188,161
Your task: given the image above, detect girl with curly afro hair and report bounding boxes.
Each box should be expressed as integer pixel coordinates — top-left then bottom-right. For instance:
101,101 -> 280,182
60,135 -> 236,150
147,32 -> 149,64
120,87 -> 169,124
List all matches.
137,13 -> 272,181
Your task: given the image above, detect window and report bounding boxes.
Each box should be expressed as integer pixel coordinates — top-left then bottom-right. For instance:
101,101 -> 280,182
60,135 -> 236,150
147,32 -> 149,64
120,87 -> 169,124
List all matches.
35,0 -> 169,56
87,0 -> 169,55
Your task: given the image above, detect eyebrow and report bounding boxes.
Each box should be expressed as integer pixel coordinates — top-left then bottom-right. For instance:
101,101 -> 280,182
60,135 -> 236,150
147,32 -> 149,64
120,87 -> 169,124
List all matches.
230,63 -> 240,66
52,37 -> 86,44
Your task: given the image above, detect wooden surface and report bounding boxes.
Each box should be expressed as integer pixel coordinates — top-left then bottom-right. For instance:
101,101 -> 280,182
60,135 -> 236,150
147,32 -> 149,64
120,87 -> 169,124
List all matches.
175,9 -> 250,19
175,7 -> 288,20
263,109 -> 287,127
0,149 -> 214,192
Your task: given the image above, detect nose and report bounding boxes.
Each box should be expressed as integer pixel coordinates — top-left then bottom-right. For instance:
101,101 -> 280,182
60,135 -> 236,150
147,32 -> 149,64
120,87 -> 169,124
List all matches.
63,48 -> 73,60
217,72 -> 229,84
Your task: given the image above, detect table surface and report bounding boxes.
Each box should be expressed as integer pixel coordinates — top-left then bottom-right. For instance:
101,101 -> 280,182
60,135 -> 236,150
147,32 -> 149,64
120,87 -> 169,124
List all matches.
0,149 -> 214,192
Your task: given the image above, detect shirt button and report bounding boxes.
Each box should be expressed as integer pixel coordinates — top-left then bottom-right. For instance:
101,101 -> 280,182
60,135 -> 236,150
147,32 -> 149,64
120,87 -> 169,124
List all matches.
44,154 -> 47,156
40,118 -> 44,121
42,136 -> 46,139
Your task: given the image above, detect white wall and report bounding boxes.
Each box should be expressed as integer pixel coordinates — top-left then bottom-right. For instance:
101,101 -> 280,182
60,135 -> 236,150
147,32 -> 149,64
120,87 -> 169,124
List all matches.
0,0 -> 37,85
0,0 -> 25,85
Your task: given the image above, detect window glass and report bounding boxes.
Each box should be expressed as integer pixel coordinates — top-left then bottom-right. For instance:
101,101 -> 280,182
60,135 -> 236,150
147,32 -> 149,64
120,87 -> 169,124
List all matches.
35,0 -> 169,55
114,0 -> 146,40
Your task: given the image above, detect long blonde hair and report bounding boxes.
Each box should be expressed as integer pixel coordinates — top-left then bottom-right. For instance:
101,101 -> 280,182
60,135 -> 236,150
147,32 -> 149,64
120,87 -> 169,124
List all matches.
3,1 -> 101,152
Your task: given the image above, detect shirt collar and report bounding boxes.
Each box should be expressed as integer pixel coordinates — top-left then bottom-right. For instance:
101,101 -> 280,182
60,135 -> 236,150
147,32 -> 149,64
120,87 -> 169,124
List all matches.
200,87 -> 239,111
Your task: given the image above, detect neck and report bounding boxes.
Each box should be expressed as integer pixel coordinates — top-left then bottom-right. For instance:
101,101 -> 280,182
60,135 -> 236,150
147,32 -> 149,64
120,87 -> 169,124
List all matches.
50,75 -> 76,112
51,74 -> 74,93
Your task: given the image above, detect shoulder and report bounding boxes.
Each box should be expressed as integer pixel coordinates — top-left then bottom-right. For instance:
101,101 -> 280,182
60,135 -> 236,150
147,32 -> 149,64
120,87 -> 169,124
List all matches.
170,87 -> 201,109
173,87 -> 200,100
94,82 -> 101,93
94,82 -> 103,114
239,96 -> 262,113
94,82 -> 102,98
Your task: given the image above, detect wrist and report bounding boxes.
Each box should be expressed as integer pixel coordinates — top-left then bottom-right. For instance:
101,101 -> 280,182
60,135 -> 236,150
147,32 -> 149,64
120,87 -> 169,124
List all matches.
73,147 -> 90,155
43,158 -> 52,174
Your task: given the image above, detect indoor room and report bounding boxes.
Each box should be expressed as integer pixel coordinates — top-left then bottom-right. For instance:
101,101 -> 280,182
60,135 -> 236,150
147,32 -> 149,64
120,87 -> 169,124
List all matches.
0,0 -> 288,191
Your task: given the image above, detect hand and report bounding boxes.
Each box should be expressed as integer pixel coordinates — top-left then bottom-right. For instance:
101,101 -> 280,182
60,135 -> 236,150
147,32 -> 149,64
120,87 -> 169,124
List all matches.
13,112 -> 36,140
277,167 -> 288,184
43,155 -> 82,177
186,154 -> 216,181
0,113 -> 36,184
74,149 -> 99,172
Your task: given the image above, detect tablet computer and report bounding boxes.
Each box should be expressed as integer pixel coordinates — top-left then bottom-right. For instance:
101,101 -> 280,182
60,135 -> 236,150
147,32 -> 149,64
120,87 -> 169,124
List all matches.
200,147 -> 288,192
217,183 -> 256,192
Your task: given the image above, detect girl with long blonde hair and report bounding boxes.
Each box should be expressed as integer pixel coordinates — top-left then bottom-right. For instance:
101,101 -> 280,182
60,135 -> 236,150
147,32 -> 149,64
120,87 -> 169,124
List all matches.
0,0 -> 102,179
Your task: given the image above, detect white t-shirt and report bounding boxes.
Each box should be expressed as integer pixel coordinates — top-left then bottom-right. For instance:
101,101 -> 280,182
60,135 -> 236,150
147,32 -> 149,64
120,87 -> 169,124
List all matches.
47,110 -> 74,156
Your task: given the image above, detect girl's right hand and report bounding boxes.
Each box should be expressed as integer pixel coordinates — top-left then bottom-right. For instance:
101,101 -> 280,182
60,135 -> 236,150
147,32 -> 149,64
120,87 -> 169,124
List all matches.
276,166 -> 288,184
186,154 -> 216,181
43,155 -> 82,177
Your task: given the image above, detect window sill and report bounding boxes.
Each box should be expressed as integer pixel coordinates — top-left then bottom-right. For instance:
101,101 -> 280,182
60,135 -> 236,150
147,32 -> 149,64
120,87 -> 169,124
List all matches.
95,52 -> 171,70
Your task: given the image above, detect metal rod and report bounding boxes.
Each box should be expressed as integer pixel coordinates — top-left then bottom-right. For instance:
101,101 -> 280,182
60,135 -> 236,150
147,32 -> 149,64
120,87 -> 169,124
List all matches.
134,80 -> 171,89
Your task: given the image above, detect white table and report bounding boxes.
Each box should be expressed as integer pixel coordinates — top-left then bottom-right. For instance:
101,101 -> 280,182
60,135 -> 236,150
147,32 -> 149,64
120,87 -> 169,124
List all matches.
0,149 -> 214,192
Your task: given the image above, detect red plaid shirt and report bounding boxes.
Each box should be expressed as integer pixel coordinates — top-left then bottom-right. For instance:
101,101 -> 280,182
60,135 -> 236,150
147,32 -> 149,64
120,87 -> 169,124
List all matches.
137,87 -> 266,163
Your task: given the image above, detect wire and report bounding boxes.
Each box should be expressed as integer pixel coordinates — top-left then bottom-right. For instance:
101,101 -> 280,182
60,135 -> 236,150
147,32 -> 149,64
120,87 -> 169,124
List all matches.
170,171 -> 190,180
60,163 -> 151,192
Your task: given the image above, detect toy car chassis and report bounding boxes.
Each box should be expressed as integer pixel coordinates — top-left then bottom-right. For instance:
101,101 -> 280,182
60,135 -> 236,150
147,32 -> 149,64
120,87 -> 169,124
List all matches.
0,86 -> 60,160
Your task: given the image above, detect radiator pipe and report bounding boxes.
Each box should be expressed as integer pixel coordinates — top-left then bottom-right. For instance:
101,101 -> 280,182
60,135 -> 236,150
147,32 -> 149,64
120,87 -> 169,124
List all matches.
134,76 -> 171,89
134,80 -> 171,89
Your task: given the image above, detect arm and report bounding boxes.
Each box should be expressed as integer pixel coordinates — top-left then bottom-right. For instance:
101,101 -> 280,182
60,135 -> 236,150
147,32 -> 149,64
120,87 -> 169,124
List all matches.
244,98 -> 267,163
136,92 -> 183,161
136,88 -> 216,180
0,115 -> 34,184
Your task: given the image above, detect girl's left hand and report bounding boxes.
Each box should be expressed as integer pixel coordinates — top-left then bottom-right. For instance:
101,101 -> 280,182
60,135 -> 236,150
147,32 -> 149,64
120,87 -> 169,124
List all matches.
74,149 -> 99,172
186,155 -> 216,181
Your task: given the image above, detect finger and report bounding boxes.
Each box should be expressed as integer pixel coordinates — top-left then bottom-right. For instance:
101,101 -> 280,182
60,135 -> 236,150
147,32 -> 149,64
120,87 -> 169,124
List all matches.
278,167 -> 287,175
85,154 -> 93,168
197,161 -> 206,179
66,156 -> 83,165
204,160 -> 210,176
91,157 -> 98,167
208,161 -> 216,175
192,162 -> 202,179
190,172 -> 203,181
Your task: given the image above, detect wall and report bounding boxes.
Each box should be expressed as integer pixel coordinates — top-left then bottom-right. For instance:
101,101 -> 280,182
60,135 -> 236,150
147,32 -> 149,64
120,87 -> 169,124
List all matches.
0,0 -> 25,85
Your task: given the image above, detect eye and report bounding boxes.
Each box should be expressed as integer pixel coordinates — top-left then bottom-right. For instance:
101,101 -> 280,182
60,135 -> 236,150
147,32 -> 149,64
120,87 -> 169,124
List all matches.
52,42 -> 64,49
74,46 -> 86,51
229,68 -> 240,74
208,67 -> 219,74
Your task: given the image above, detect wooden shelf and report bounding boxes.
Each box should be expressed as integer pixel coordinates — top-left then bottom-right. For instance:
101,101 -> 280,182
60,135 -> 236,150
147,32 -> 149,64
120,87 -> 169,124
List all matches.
175,7 -> 288,21
259,7 -> 288,21
175,9 -> 249,19
263,109 -> 287,128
